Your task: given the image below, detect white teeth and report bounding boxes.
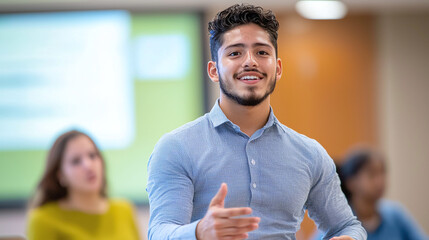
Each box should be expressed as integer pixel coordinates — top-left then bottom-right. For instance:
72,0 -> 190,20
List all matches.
240,75 -> 259,80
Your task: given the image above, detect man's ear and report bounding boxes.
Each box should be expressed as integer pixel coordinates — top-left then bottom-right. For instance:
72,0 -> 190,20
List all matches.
276,58 -> 283,81
207,61 -> 219,83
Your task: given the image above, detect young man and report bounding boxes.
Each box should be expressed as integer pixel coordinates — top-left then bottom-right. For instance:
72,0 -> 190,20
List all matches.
147,4 -> 367,240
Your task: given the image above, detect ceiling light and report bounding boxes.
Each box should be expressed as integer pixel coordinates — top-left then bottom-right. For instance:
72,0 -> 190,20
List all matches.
295,0 -> 348,20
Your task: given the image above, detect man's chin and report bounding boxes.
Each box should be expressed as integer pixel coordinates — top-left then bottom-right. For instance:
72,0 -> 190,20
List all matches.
220,81 -> 273,106
231,95 -> 268,106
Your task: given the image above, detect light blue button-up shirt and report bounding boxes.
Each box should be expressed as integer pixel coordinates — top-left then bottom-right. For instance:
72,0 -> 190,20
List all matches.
147,101 -> 367,240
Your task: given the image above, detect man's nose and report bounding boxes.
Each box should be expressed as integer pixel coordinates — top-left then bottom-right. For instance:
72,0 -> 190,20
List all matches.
242,51 -> 258,68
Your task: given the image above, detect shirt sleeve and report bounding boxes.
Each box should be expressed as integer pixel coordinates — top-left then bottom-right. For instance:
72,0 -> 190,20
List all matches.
146,133 -> 200,240
305,141 -> 367,240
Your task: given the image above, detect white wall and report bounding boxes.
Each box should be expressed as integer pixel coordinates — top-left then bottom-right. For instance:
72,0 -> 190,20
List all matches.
377,13 -> 429,234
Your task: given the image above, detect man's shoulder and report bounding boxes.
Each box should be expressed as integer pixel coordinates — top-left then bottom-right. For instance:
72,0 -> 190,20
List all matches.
274,121 -> 334,169
168,113 -> 211,136
275,121 -> 323,152
155,113 -> 212,147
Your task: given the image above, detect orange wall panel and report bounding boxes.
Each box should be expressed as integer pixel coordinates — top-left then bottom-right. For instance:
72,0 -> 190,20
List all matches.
271,13 -> 377,239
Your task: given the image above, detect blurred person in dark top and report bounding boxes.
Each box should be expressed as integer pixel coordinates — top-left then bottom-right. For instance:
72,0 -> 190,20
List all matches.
313,148 -> 428,240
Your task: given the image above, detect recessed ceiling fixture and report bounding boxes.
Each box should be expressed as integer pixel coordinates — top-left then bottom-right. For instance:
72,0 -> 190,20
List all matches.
295,0 -> 348,20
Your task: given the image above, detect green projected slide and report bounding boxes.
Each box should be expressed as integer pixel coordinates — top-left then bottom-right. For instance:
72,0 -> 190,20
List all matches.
0,11 -> 204,203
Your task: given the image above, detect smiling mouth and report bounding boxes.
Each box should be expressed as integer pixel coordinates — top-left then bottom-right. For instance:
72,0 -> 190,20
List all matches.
237,75 -> 263,84
239,75 -> 262,80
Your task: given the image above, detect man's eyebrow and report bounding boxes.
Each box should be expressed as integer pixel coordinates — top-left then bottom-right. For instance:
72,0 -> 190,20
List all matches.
224,43 -> 245,50
223,42 -> 273,50
253,42 -> 272,48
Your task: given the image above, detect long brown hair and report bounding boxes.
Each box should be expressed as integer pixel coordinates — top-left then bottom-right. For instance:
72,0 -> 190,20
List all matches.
30,130 -> 108,208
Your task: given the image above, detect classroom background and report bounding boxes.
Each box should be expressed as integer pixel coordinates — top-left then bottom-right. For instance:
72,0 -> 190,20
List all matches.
0,0 -> 428,239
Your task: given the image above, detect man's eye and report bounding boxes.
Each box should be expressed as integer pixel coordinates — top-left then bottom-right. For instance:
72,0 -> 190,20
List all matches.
229,52 -> 240,56
258,51 -> 269,55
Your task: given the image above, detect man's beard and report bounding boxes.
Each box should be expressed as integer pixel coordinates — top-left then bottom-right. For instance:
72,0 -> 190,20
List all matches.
219,73 -> 277,106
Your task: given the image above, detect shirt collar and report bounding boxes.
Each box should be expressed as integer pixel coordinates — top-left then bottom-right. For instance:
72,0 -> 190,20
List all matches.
208,99 -> 279,130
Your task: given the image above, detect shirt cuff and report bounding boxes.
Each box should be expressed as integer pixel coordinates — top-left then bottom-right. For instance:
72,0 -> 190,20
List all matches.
172,219 -> 201,240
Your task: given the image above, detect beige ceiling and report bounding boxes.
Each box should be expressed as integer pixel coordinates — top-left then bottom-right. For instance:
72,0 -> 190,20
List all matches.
1,0 -> 429,13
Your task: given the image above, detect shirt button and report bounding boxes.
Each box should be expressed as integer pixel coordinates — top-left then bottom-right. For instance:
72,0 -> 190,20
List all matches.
252,183 -> 257,189
251,159 -> 256,165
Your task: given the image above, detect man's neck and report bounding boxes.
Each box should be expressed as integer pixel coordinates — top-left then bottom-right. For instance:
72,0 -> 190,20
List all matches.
218,94 -> 271,137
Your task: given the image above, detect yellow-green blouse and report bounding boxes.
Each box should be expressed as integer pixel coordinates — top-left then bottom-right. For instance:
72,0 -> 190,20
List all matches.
27,199 -> 140,240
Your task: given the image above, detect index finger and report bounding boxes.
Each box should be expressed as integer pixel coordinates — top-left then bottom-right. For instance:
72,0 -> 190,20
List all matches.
212,207 -> 253,218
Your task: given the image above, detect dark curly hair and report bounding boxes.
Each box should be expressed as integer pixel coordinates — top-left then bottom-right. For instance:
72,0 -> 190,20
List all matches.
208,4 -> 279,62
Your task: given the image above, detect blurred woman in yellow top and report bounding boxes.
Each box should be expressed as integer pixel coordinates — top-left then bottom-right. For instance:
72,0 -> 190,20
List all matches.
27,130 -> 140,240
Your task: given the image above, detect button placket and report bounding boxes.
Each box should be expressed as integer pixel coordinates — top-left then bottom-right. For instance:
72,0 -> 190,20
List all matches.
246,140 -> 260,205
